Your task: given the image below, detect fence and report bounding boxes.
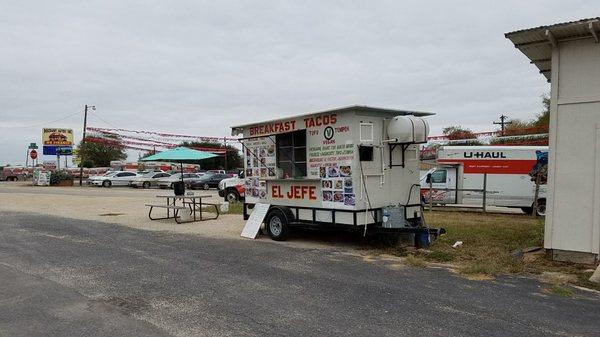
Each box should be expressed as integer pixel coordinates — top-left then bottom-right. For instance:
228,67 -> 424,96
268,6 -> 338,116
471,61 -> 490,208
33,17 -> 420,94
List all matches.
424,173 -> 489,213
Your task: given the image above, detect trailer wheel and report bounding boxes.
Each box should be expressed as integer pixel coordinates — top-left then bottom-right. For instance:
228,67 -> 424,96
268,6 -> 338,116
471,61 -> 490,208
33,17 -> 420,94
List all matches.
265,209 -> 289,241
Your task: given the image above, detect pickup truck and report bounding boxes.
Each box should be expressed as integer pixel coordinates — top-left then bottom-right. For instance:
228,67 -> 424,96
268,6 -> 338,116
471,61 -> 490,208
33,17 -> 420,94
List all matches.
217,172 -> 245,202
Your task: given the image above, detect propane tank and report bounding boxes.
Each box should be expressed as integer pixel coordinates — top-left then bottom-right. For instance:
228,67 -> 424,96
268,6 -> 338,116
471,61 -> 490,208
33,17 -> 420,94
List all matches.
386,115 -> 430,143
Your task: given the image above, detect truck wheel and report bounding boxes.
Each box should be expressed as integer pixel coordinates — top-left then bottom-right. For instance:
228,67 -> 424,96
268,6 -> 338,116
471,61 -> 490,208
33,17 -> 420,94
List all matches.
225,189 -> 240,202
102,180 -> 111,188
142,181 -> 151,189
266,209 -> 289,241
535,199 -> 546,216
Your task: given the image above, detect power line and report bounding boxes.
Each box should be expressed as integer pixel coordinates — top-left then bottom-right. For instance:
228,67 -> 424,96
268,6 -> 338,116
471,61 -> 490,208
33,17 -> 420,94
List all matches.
89,110 -> 119,129
0,110 -> 83,129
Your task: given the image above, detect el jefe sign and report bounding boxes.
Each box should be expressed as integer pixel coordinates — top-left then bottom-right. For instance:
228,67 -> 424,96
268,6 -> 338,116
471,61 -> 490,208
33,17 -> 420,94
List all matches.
271,185 -> 318,200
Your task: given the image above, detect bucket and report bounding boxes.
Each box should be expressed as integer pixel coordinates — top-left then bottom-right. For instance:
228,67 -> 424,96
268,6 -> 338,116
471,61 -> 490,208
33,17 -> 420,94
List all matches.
416,231 -> 430,248
173,181 -> 185,196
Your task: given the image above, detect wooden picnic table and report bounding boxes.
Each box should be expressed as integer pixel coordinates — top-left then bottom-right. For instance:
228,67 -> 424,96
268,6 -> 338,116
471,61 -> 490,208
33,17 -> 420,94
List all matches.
146,194 -> 219,223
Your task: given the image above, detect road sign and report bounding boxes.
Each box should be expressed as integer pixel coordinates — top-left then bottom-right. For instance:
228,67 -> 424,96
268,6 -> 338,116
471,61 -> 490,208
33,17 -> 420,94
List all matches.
29,143 -> 38,149
30,149 -> 38,160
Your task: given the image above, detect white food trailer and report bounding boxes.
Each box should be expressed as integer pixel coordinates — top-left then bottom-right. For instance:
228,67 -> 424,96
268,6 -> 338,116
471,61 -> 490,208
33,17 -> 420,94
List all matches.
420,146 -> 548,214
231,105 -> 439,241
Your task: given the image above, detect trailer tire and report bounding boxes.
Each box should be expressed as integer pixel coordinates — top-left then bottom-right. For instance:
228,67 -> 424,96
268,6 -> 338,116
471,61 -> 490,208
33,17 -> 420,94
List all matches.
265,209 -> 289,241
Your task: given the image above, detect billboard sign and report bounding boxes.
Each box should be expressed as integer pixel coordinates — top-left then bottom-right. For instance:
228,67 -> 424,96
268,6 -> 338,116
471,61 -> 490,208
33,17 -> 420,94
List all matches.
42,128 -> 73,156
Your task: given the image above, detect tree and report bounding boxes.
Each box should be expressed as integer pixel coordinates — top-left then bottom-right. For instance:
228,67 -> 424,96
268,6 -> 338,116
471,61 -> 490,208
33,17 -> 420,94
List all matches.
76,135 -> 127,168
442,125 -> 481,145
490,93 -> 550,145
535,93 -> 550,126
180,141 -> 242,171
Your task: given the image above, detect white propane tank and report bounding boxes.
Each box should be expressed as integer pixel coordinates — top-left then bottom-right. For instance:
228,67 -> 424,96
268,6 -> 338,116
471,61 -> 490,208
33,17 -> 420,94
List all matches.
386,115 -> 430,143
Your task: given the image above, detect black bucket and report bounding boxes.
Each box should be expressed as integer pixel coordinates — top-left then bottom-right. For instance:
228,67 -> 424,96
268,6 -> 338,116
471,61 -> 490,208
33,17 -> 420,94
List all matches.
173,181 -> 185,196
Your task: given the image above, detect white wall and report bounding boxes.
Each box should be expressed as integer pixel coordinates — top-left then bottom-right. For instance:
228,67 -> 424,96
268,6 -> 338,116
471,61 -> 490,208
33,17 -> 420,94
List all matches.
546,38 -> 600,256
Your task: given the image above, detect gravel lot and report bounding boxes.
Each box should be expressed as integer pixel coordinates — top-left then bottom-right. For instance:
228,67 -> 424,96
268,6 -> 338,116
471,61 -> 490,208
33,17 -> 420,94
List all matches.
0,182 -> 246,238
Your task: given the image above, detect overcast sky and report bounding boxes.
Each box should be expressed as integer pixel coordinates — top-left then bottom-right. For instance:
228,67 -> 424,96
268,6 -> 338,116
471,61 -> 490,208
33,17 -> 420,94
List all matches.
0,1 -> 598,165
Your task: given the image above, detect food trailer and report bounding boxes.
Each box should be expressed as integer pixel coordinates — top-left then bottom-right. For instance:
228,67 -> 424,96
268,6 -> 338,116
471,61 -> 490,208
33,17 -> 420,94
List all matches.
231,105 -> 435,241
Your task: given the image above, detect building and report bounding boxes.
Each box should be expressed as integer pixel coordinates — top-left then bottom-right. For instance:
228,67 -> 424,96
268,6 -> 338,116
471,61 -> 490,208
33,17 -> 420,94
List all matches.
506,18 -> 600,263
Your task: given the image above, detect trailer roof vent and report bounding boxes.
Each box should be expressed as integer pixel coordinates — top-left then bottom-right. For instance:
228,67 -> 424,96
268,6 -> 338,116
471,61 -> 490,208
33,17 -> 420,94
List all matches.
387,116 -> 429,144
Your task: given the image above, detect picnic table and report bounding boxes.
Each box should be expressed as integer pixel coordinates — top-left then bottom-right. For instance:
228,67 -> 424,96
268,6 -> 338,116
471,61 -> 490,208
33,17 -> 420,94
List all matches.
146,194 -> 220,223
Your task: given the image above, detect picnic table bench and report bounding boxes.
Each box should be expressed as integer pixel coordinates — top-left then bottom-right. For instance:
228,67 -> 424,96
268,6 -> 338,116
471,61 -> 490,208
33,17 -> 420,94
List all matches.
145,194 -> 220,223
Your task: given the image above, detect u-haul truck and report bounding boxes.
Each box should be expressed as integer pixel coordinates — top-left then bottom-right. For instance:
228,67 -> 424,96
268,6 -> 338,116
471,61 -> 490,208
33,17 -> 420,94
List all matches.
420,146 -> 548,215
231,105 -> 437,241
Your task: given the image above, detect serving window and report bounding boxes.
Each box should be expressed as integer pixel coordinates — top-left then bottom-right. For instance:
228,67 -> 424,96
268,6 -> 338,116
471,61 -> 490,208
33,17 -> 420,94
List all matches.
276,130 -> 307,178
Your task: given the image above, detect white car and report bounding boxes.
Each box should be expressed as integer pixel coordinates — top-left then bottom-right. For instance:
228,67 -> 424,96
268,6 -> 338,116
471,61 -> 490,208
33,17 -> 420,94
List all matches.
130,171 -> 171,188
156,173 -> 200,189
88,171 -> 139,187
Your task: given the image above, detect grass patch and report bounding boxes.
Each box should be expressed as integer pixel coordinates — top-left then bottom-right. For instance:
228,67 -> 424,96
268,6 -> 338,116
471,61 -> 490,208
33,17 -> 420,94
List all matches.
548,286 -> 573,297
421,211 -> 543,276
404,255 -> 427,268
226,202 -> 244,215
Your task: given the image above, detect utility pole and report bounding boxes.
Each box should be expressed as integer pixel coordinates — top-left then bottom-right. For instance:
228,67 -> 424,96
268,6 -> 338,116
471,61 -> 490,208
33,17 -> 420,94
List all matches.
223,137 -> 228,171
79,105 -> 89,186
493,114 -> 513,136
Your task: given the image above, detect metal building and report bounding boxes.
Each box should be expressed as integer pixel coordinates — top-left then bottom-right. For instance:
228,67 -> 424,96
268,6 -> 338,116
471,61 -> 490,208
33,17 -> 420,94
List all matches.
506,18 -> 600,263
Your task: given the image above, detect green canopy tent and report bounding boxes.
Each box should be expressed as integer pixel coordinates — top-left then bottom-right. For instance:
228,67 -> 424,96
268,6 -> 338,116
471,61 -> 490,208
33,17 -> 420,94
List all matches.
140,147 -> 218,193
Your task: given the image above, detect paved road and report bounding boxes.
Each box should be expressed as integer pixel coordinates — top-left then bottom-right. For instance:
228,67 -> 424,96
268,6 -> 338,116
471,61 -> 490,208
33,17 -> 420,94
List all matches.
0,211 -> 598,337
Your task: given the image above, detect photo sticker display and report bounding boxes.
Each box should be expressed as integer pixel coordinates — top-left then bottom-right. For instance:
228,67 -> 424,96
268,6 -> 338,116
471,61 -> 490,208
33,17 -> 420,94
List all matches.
243,137 -> 276,200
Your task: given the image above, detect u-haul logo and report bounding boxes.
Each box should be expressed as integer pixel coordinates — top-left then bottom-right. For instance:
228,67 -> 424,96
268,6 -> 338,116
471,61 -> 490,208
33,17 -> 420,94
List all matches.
463,151 -> 507,159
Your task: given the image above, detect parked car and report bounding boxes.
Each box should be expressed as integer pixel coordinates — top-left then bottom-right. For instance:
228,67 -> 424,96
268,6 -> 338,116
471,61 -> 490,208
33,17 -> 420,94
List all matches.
157,173 -> 200,189
88,171 -> 139,187
130,172 -> 171,188
188,173 -> 229,190
218,172 -> 245,202
207,170 -> 226,175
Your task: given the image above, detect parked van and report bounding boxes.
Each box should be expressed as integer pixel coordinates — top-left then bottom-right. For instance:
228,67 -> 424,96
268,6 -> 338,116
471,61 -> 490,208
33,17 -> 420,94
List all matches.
420,146 -> 548,215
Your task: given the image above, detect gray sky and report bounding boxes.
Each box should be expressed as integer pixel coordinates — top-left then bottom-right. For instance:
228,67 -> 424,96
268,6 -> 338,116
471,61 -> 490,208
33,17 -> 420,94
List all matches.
0,1 -> 598,165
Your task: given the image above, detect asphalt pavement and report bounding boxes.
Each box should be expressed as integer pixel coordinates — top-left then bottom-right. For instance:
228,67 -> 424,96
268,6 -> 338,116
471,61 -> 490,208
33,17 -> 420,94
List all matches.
0,211 -> 599,337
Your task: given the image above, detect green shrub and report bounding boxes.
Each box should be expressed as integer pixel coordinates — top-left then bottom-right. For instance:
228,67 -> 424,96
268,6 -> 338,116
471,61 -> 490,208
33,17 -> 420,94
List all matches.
49,170 -> 73,185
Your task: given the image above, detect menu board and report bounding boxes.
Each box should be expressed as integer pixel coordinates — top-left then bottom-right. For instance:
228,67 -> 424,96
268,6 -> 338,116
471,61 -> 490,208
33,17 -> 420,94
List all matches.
309,143 -> 355,208
243,137 -> 276,201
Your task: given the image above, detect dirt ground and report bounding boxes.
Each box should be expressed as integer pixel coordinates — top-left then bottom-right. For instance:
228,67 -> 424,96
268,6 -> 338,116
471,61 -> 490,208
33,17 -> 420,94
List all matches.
0,182 -> 369,251
0,182 -> 246,237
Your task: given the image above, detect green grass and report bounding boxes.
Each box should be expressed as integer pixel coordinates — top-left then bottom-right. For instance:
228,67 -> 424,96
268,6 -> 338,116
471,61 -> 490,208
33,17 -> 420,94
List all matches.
548,286 -> 573,297
420,211 -> 544,275
404,255 -> 427,268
